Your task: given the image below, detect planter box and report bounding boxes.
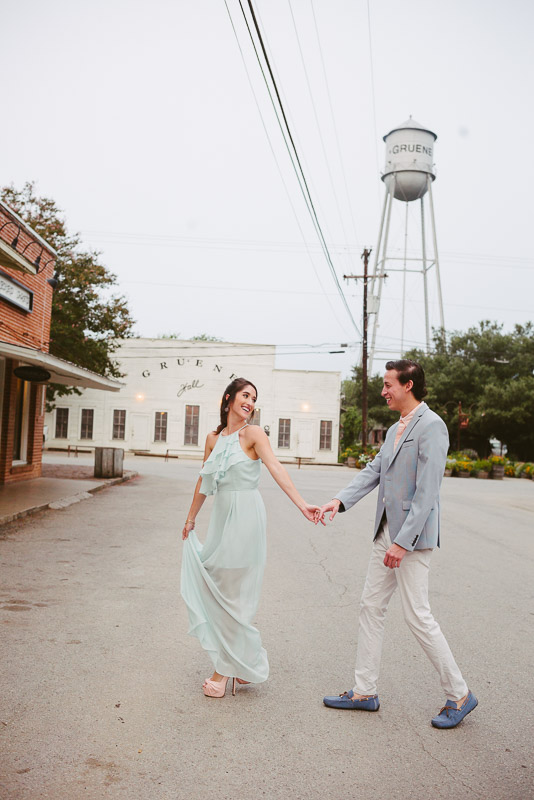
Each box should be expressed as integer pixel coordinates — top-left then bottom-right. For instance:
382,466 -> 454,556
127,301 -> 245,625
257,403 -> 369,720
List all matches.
476,471 -> 489,479
347,457 -> 357,468
458,470 -> 472,478
491,465 -> 505,480
520,472 -> 531,479
444,469 -> 452,477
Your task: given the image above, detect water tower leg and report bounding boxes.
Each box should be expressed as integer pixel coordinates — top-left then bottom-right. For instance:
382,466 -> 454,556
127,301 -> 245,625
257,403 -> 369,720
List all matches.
401,202 -> 409,354
421,193 -> 431,352
428,181 -> 445,331
369,184 -> 394,372
368,186 -> 389,369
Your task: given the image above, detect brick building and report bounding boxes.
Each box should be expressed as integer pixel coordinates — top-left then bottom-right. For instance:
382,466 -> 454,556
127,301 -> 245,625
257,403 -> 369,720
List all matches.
0,198 -> 121,485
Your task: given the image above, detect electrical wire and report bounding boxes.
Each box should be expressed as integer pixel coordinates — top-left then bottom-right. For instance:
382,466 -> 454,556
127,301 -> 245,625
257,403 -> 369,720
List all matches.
222,0 -> 350,338
366,0 -> 380,177
237,0 -> 361,337
310,0 -> 360,249
287,0 -> 354,262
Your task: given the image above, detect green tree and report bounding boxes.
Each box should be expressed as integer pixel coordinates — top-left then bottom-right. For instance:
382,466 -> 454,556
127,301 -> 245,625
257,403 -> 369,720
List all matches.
1,182 -> 136,404
405,321 -> 534,459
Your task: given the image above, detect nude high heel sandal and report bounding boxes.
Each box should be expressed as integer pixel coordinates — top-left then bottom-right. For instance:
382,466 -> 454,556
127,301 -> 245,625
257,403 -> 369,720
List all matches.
202,677 -> 237,697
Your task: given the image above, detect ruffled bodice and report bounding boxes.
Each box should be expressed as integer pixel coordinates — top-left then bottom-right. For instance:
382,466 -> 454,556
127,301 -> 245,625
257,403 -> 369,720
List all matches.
199,427 -> 261,495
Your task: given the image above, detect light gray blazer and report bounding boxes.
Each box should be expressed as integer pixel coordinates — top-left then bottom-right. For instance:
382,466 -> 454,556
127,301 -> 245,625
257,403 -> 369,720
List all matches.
335,403 -> 449,551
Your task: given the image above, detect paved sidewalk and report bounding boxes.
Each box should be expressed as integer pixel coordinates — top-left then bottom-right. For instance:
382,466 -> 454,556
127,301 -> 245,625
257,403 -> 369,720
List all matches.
0,459 -> 138,526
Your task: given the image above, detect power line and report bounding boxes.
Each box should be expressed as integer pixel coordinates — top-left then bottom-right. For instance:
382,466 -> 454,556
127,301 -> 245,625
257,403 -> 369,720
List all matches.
237,0 -> 361,337
287,0 -> 354,262
222,0 -> 350,337
310,0 -> 360,249
366,0 -> 380,176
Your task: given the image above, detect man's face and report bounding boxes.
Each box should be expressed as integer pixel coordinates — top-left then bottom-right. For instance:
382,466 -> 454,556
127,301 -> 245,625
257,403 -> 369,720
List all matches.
381,369 -> 412,412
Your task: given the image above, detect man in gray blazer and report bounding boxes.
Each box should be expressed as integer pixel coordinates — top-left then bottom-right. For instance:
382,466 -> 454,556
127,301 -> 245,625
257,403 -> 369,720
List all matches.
320,360 -> 477,728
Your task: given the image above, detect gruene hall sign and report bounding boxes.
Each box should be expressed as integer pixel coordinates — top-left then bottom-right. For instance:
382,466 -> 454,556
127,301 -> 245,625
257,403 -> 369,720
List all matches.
140,358 -> 238,398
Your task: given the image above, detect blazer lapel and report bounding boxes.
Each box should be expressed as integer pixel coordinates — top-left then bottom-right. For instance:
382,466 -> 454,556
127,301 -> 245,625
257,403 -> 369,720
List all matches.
386,403 -> 427,471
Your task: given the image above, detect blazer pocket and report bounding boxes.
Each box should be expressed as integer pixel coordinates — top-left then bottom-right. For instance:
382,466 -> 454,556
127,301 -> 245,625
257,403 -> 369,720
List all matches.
402,500 -> 412,510
402,439 -> 415,447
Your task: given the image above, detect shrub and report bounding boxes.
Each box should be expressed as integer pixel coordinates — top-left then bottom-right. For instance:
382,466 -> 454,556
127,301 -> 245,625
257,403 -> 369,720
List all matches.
489,455 -> 506,466
448,450 -> 475,462
456,460 -> 474,473
504,462 -> 516,477
473,459 -> 491,473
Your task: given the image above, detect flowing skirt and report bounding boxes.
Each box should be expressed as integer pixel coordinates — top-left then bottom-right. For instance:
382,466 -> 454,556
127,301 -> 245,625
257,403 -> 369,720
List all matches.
181,488 -> 269,683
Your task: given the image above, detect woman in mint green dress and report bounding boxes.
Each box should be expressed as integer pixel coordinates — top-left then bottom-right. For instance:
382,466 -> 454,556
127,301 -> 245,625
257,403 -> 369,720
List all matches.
181,377 -> 321,698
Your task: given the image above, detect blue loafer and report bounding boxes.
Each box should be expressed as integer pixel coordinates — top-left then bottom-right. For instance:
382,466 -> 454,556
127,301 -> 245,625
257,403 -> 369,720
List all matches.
431,690 -> 478,728
323,690 -> 380,711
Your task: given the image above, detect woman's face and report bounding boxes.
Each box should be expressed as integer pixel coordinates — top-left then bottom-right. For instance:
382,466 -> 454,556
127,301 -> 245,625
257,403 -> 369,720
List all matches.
229,385 -> 257,422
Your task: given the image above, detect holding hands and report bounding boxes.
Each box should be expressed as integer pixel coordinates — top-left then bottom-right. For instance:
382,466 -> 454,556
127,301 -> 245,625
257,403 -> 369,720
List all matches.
313,497 -> 408,570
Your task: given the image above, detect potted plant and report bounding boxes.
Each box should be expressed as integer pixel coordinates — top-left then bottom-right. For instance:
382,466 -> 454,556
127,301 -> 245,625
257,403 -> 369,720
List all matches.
521,463 -> 534,479
457,460 -> 474,478
341,446 -> 360,467
489,455 -> 506,480
473,459 -> 491,479
504,461 -> 516,478
444,458 -> 456,477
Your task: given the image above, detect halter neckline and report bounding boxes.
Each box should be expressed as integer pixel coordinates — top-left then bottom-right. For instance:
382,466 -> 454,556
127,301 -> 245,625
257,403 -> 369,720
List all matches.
220,422 -> 249,437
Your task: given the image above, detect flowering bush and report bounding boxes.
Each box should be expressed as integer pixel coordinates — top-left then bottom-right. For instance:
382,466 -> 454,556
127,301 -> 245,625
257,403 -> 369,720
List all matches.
358,453 -> 373,467
504,462 -> 516,477
522,463 -> 534,477
473,459 -> 491,473
340,444 -> 364,460
489,455 -> 506,466
456,460 -> 474,473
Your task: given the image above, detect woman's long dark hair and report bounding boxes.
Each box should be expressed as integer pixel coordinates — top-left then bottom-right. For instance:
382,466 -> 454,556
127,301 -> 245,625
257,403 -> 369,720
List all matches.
215,377 -> 258,434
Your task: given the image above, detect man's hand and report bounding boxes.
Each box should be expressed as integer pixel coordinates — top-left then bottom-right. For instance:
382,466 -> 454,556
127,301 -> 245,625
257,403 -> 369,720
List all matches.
319,498 -> 341,523
384,542 -> 408,569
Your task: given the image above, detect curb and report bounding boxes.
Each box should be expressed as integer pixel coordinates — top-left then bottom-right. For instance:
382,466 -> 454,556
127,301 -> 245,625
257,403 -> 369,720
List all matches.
0,471 -> 139,527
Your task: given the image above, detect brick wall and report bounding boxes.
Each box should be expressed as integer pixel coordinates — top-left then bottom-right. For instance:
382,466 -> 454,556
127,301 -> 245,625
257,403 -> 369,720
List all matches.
0,207 -> 55,352
0,205 -> 55,483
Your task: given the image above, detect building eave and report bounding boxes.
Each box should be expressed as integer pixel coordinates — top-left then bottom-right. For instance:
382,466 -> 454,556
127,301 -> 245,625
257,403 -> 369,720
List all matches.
0,341 -> 123,391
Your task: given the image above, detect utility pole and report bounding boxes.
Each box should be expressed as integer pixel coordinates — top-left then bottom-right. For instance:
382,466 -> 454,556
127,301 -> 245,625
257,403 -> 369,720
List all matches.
344,248 -> 374,450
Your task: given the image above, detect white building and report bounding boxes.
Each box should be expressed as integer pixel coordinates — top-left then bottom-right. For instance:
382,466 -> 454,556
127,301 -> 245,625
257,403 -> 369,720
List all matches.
45,339 -> 341,463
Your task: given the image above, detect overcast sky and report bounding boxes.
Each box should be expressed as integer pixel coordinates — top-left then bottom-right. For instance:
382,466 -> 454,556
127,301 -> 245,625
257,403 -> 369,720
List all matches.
2,0 -> 533,379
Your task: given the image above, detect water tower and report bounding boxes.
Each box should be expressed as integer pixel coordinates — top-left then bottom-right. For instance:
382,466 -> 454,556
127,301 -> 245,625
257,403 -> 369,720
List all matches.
368,117 -> 445,371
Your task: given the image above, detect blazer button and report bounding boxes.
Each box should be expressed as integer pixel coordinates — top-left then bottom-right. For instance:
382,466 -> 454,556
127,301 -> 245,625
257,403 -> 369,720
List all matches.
382,497 -> 386,503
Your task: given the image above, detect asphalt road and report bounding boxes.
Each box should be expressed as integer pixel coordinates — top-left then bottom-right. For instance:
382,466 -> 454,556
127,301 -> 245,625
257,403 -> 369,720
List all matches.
1,457 -> 533,800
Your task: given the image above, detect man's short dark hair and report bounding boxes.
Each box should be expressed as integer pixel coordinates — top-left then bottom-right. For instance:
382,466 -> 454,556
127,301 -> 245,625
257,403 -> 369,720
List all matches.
385,359 -> 428,401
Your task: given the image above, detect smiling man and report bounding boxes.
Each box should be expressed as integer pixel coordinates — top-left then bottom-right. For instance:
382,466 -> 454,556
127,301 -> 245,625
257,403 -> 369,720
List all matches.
319,360 -> 477,729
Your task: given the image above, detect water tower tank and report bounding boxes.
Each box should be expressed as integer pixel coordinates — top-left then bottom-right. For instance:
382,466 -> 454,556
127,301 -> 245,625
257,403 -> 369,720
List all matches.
382,117 -> 437,202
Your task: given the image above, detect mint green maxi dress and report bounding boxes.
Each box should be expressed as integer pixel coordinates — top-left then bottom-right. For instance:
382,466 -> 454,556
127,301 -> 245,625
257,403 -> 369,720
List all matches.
181,427 -> 269,683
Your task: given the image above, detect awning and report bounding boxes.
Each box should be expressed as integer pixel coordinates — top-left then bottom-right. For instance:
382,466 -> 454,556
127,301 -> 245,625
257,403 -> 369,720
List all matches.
0,341 -> 123,392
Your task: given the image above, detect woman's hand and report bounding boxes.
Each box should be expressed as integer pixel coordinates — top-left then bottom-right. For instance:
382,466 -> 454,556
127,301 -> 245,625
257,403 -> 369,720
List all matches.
300,503 -> 326,525
182,520 -> 195,540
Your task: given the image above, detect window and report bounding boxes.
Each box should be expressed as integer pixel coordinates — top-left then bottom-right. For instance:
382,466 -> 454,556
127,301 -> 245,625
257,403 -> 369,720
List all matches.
320,420 -> 333,450
184,405 -> 199,445
278,418 -> 291,448
55,408 -> 69,439
154,411 -> 168,442
113,409 -> 126,440
250,408 -> 261,426
80,409 -> 94,440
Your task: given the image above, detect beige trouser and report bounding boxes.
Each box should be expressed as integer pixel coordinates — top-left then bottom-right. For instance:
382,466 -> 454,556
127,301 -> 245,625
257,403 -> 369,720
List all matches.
353,521 -> 468,701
